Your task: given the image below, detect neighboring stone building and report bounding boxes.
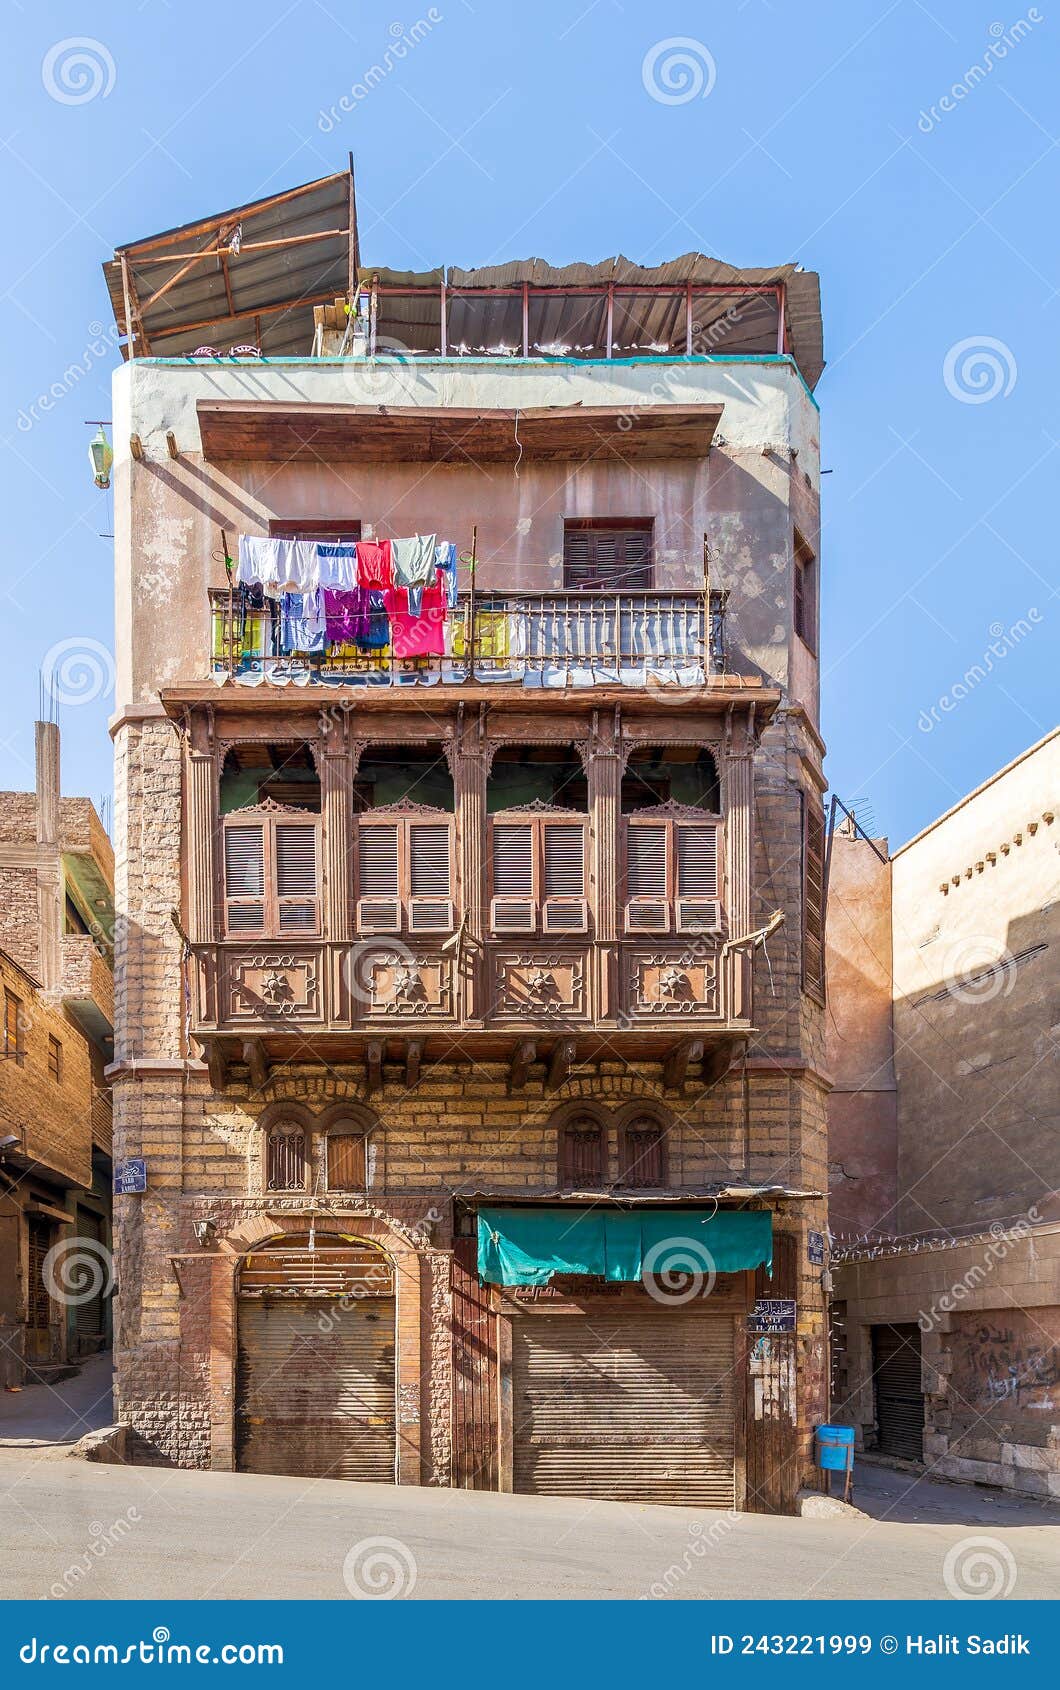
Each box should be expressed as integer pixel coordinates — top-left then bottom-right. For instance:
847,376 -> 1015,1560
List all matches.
0,723 -> 115,1386
103,170 -> 831,1509
827,728 -> 1059,1500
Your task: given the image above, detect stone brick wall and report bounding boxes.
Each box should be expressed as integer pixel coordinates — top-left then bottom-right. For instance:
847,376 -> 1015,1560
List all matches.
0,949 -> 93,1188
834,1223 -> 1060,1500
0,866 -> 40,978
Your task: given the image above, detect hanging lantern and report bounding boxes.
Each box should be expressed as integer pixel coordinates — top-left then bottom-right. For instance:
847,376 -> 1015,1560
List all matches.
88,426 -> 113,490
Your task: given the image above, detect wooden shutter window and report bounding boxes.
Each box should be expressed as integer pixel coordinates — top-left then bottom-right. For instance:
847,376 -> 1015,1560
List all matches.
802,796 -> 826,999
491,822 -> 536,932
559,1117 -> 605,1187
625,822 -> 669,932
675,822 -> 722,934
225,824 -> 266,934
274,822 -> 318,933
563,522 -> 654,590
408,822 -> 454,933
542,822 -> 587,933
326,1131 -> 367,1191
357,822 -> 401,933
266,1124 -> 307,1191
620,1118 -> 666,1188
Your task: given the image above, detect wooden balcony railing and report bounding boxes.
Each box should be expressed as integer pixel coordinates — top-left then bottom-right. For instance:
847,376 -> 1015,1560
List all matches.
209,589 -> 726,687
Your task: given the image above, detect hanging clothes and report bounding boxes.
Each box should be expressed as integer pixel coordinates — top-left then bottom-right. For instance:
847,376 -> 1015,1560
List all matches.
280,590 -> 327,654
391,535 -> 437,593
323,587 -> 371,646
236,536 -> 317,596
383,582 -> 446,657
435,542 -> 459,609
355,539 -> 393,590
357,590 -> 391,650
315,544 -> 359,592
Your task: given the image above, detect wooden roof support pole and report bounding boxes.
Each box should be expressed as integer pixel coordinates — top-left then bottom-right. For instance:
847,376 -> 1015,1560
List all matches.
405,1038 -> 423,1090
522,282 -> 529,359
347,152 -> 359,296
663,1036 -> 703,1094
508,1039 -> 536,1095
138,235 -> 224,314
776,282 -> 786,355
685,278 -> 694,355
547,1038 -> 575,1093
120,253 -> 136,360
365,1038 -> 384,1095
241,1038 -> 269,1093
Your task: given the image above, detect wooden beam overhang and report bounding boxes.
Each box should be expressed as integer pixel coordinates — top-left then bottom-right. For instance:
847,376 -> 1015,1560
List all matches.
547,1038 -> 576,1092
405,1037 -> 423,1090
365,1038 -> 384,1095
508,1039 -> 537,1094
663,1036 -> 704,1094
195,400 -> 723,465
241,1037 -> 269,1092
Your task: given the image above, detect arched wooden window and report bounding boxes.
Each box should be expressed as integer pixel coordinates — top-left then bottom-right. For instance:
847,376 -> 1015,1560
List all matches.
266,1121 -> 307,1191
326,1127 -> 369,1191
558,1114 -> 606,1188
619,1115 -> 667,1188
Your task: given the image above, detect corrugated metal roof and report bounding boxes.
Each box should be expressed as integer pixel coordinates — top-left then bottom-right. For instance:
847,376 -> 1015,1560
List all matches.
102,173 -> 823,385
101,172 -> 353,359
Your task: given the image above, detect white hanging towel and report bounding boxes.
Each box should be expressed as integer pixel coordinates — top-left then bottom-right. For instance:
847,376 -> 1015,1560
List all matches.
236,536 -> 318,596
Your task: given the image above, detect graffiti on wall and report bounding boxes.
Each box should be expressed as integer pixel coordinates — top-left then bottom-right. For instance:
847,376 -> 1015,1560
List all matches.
949,1312 -> 1059,1415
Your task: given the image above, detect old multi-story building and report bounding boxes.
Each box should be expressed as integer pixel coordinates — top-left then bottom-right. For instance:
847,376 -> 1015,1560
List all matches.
827,728 -> 1059,1501
103,169 -> 830,1509
0,722 -> 115,1386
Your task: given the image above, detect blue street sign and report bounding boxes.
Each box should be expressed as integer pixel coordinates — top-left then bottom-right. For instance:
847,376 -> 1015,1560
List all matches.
748,1297 -> 797,1333
808,1230 -> 826,1265
114,1157 -> 147,1194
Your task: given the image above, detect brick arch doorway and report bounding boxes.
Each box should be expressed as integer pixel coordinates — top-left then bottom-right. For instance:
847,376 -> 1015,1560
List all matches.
234,1230 -> 397,1482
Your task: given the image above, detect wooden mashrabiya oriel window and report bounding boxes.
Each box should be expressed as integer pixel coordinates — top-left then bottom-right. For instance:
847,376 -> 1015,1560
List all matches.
623,802 -> 723,936
489,805 -> 589,935
222,801 -> 320,938
354,805 -> 455,936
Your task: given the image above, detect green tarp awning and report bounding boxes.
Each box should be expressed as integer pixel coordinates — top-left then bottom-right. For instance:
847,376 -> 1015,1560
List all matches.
477,1206 -> 772,1286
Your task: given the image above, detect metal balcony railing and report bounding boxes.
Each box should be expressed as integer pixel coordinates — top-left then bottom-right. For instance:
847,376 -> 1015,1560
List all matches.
209,589 -> 725,688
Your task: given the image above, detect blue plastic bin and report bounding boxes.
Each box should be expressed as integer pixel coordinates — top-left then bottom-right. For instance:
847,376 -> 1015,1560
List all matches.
815,1424 -> 855,1472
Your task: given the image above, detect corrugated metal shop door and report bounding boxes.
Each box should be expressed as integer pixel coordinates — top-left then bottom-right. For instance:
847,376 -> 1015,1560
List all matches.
872,1323 -> 924,1462
74,1212 -> 107,1355
236,1297 -> 396,1481
513,1312 -> 735,1506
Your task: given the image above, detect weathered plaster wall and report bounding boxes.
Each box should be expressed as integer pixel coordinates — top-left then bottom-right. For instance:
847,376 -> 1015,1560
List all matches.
112,357 -> 820,717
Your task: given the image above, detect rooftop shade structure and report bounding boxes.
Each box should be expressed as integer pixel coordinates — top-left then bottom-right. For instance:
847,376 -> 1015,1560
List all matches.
102,165 -> 824,387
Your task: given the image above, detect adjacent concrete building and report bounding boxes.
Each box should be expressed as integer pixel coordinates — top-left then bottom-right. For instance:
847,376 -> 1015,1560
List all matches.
0,723 -> 115,1386
827,728 -> 1059,1500
104,169 -> 831,1509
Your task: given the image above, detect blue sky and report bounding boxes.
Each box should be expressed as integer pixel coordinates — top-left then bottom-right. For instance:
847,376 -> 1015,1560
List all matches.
1,0 -> 1056,845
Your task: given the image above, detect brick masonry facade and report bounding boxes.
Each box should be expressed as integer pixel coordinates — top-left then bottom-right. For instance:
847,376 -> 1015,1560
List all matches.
111,712 -> 830,1497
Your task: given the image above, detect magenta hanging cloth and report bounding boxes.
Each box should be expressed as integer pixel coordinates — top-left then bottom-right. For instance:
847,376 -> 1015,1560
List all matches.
383,583 -> 447,657
323,587 -> 371,644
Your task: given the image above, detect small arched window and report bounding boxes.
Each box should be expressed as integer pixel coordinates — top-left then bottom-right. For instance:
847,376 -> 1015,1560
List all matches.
266,1122 -> 307,1191
619,1116 -> 667,1188
559,1114 -> 606,1188
326,1127 -> 369,1192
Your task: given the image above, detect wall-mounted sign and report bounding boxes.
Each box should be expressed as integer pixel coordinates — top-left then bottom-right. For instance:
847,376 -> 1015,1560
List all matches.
748,1297 -> 797,1334
114,1158 -> 147,1195
808,1231 -> 826,1266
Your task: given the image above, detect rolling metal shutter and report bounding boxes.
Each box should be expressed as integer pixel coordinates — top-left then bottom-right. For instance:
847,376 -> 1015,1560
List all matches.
872,1323 -> 924,1462
513,1312 -> 735,1506
74,1212 -> 106,1351
236,1297 -> 396,1481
